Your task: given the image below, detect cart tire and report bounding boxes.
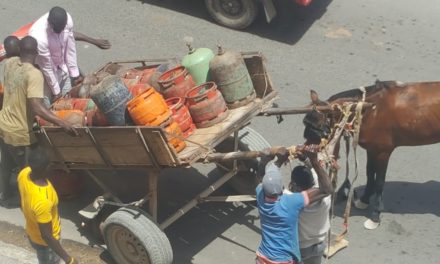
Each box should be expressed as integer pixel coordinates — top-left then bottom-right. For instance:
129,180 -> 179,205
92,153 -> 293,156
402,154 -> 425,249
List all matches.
103,207 -> 173,264
205,0 -> 259,29
215,126 -> 271,194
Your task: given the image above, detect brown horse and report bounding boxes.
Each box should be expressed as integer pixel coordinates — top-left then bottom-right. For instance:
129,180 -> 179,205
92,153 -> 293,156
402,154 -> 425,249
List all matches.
304,80 -> 440,229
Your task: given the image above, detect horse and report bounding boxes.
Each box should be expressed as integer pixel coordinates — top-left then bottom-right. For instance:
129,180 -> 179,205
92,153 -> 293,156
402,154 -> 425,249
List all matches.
303,80 -> 440,229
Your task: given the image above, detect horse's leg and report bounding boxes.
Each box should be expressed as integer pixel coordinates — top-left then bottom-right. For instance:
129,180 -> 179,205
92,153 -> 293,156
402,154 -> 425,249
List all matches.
354,150 -> 376,209
364,151 -> 391,230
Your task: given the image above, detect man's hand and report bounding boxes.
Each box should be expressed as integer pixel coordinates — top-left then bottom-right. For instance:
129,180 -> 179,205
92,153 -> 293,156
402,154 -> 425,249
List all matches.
274,147 -> 289,167
59,121 -> 79,137
52,93 -> 62,103
72,75 -> 84,87
94,39 -> 111,49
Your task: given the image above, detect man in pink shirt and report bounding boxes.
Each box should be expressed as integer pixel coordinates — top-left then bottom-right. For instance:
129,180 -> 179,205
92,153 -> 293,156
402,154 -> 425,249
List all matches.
29,6 -> 110,105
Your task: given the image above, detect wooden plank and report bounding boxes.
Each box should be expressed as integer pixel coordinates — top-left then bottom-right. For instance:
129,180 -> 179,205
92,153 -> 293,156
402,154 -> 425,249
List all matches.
90,128 -> 154,166
141,128 -> 179,166
42,128 -> 106,165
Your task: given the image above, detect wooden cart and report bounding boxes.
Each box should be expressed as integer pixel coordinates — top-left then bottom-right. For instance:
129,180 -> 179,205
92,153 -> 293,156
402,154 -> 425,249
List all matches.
37,52 -> 277,264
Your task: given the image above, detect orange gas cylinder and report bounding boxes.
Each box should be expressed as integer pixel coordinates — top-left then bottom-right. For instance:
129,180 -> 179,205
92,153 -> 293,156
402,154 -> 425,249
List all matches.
124,68 -> 143,80
128,83 -> 151,97
139,68 -> 157,85
38,110 -> 86,127
158,66 -> 195,99
49,170 -> 84,200
166,97 -> 196,138
162,120 -> 186,153
127,87 -> 172,126
52,98 -> 96,112
185,82 -> 228,128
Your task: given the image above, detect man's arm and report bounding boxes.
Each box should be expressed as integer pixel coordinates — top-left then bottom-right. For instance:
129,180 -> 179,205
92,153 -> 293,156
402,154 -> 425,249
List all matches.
73,31 -> 111,49
29,98 -> 78,136
36,43 -> 61,96
305,153 -> 334,204
39,222 -> 77,264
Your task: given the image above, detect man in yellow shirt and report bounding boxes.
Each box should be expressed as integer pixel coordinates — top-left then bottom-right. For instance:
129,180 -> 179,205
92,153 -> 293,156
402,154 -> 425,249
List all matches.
18,146 -> 77,264
0,36 -> 77,205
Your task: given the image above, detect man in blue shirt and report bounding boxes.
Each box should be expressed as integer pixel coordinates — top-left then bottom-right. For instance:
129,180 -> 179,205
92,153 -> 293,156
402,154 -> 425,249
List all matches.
256,148 -> 333,264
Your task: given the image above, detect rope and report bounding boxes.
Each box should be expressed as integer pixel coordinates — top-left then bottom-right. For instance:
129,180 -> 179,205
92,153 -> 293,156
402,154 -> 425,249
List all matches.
333,87 -> 366,243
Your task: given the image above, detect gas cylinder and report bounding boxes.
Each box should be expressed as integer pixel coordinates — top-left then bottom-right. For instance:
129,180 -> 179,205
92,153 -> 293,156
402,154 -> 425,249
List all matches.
181,42 -> 214,85
127,87 -> 172,126
128,83 -> 151,97
49,170 -> 84,200
52,98 -> 96,112
162,120 -> 186,153
38,110 -> 86,127
185,82 -> 228,128
166,97 -> 196,138
158,66 -> 195,99
138,68 -> 157,85
209,46 -> 255,109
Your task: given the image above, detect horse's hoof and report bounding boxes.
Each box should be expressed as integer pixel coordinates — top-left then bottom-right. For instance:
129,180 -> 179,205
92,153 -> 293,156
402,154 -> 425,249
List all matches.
354,199 -> 369,210
364,219 -> 380,230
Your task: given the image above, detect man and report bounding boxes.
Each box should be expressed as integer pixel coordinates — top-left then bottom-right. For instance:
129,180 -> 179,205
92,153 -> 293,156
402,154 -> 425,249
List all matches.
1,35 -> 21,110
0,36 -> 77,205
3,36 -> 21,58
18,146 -> 78,264
29,6 -> 111,105
255,148 -> 333,264
289,164 -> 331,264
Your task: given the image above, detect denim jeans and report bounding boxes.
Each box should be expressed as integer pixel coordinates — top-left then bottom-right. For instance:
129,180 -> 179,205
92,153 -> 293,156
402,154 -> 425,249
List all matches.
43,69 -> 72,107
29,239 -> 61,264
300,242 -> 325,264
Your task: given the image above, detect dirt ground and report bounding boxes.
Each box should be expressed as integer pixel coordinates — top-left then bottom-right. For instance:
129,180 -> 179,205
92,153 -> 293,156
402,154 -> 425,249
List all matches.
0,221 -> 114,264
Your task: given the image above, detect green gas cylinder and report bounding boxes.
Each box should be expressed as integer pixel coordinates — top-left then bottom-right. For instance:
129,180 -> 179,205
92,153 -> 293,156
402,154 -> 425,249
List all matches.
181,43 -> 214,85
209,46 -> 255,109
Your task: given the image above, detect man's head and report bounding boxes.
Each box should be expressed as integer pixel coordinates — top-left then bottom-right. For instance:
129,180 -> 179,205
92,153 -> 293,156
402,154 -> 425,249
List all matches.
290,165 -> 315,192
28,147 -> 50,179
262,163 -> 283,198
3,36 -> 20,58
48,6 -> 68,34
19,36 -> 38,62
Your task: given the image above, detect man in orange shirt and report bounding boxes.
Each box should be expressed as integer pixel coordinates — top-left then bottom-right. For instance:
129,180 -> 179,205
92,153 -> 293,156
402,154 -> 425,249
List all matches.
18,146 -> 78,264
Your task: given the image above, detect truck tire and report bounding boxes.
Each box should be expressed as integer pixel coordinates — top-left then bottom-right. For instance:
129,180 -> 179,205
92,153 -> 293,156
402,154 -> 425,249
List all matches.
205,0 -> 259,29
215,126 -> 271,194
103,207 -> 173,264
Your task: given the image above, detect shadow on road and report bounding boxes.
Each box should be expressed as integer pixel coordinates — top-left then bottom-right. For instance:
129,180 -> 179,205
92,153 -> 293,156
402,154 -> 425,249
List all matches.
333,180 -> 440,218
137,0 -> 332,45
55,166 -> 258,263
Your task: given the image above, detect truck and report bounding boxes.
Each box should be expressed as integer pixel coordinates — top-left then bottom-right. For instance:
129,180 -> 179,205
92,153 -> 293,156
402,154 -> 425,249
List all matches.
204,0 -> 313,29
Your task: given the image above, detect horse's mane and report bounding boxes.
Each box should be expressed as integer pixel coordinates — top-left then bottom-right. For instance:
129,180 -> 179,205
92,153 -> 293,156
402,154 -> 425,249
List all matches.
327,80 -> 400,102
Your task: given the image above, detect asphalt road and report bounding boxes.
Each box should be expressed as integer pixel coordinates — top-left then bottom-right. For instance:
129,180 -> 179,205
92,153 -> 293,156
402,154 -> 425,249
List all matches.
1,0 -> 440,263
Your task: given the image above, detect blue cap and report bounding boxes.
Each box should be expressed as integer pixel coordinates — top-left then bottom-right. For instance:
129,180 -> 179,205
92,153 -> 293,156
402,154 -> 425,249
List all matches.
262,163 -> 283,197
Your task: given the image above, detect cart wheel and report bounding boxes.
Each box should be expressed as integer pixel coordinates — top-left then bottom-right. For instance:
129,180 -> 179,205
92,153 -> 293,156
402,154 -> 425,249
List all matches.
215,126 -> 271,194
103,207 -> 173,264
205,0 -> 259,29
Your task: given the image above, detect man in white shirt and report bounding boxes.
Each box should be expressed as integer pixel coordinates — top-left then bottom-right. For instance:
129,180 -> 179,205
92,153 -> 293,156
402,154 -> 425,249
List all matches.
289,164 -> 331,264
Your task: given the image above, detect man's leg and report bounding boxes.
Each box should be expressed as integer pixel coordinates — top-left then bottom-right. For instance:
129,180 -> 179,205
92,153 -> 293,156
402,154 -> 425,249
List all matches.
0,140 -> 14,201
300,242 -> 325,264
59,70 -> 72,97
43,81 -> 53,107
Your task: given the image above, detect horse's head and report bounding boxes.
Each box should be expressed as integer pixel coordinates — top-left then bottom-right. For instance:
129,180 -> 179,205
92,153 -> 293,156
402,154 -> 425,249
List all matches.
303,90 -> 333,144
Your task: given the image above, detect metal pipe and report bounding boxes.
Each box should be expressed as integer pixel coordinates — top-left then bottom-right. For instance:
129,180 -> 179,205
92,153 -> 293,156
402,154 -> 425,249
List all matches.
159,169 -> 237,230
204,146 -> 287,163
259,103 -> 374,116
